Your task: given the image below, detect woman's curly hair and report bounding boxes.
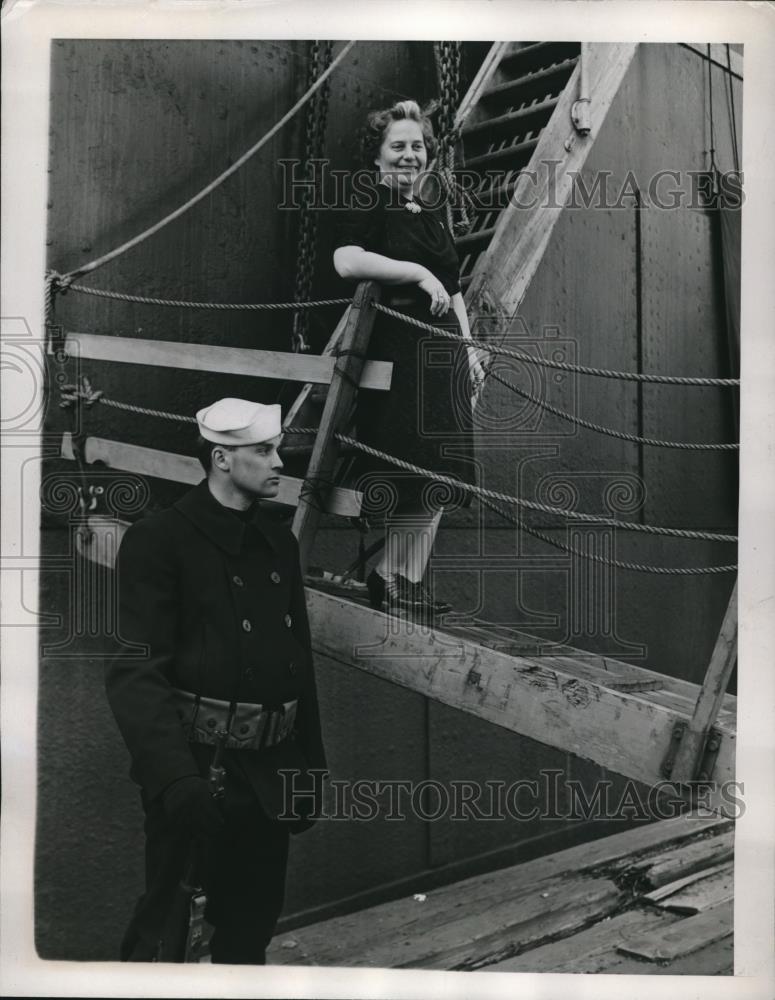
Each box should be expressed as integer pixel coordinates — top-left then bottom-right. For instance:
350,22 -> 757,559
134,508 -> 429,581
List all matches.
361,99 -> 439,168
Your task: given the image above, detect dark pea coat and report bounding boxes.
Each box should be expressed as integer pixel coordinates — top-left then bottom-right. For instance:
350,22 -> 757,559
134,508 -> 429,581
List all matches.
106,478 -> 327,821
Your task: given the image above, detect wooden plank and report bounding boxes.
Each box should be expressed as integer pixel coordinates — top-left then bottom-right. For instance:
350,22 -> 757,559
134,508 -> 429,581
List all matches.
437,626 -> 736,720
306,588 -> 736,788
452,41 -> 511,130
65,330 -> 392,391
293,281 -> 379,572
670,580 -> 738,783
487,905 -> 669,973
602,935 -> 733,975
662,863 -> 733,915
269,815 -> 729,967
283,874 -> 622,970
491,908 -> 733,974
60,433 -> 362,517
466,44 -> 638,319
373,876 -> 622,971
616,900 -> 733,962
621,830 -> 734,890
642,861 -> 729,903
282,307 -> 350,429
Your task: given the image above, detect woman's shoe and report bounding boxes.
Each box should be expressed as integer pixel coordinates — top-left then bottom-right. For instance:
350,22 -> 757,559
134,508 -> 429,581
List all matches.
366,569 -> 405,613
395,574 -> 453,616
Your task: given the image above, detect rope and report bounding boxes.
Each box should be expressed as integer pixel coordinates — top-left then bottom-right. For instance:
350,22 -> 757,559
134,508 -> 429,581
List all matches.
74,402 -> 737,544
100,398 -> 197,423
477,494 -> 736,575
292,40 -> 335,352
75,409 -> 737,541
725,44 -> 741,176
61,281 -> 352,311
374,303 -> 741,386
332,434 -> 737,542
57,41 -> 356,282
707,44 -> 718,180
484,365 -> 738,450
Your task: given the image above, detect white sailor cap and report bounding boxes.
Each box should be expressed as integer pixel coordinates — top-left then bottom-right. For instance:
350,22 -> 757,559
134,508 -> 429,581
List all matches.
196,398 -> 282,446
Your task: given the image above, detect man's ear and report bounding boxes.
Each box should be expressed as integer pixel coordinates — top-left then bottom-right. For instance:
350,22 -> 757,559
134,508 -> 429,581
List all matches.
211,445 -> 231,471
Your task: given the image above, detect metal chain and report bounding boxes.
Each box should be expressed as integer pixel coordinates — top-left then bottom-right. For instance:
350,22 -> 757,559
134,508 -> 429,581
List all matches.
60,279 -> 350,311
374,303 -> 741,387
433,41 -> 475,236
292,40 -> 334,353
477,494 -> 736,575
485,365 -> 738,450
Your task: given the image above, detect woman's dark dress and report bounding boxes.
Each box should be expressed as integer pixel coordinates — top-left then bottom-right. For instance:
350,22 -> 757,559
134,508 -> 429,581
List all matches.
334,183 -> 476,514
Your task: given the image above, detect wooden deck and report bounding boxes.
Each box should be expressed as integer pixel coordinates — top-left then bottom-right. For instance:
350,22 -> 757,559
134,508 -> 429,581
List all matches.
305,582 -> 737,791
268,814 -> 733,973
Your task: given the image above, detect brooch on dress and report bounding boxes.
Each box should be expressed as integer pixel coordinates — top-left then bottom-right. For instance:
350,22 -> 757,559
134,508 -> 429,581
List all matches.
404,200 -> 422,214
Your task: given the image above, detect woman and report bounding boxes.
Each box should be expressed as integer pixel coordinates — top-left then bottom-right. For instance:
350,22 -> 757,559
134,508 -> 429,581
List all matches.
333,99 -> 485,618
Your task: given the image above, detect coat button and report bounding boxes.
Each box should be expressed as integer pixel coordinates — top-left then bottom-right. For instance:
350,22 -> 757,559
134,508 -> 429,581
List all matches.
284,614 -> 292,628
206,718 -> 216,729
239,724 -> 249,735
245,667 -> 254,680
270,571 -> 281,584
233,575 -> 244,587
242,619 -> 252,632
288,661 -> 297,676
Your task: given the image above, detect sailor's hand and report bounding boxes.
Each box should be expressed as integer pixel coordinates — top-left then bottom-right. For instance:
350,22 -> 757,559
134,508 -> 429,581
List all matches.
417,274 -> 451,316
162,776 -> 224,838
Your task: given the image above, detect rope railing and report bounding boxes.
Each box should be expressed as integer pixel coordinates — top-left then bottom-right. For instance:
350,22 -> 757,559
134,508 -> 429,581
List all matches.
61,395 -> 738,571
56,281 -> 352,311
324,433 -> 738,543
374,303 -> 741,387
484,365 -> 739,451
63,398 -> 738,542
476,494 -> 736,575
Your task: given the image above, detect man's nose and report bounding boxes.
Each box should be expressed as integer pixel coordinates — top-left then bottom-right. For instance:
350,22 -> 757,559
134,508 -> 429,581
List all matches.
272,451 -> 284,471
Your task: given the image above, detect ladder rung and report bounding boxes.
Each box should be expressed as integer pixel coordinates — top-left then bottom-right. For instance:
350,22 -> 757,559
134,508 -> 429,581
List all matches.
463,97 -> 560,141
465,136 -> 539,172
455,226 -> 497,251
482,57 -> 578,104
500,41 -> 581,75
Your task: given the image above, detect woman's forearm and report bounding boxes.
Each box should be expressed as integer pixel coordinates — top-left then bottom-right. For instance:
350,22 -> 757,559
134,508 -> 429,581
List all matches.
450,293 -> 473,339
334,246 -> 431,286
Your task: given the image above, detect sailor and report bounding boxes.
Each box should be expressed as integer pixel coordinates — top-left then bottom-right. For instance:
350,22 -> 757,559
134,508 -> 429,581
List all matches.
106,397 -> 327,964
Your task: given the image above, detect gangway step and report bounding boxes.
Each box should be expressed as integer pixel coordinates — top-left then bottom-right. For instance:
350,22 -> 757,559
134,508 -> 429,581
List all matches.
481,57 -> 579,108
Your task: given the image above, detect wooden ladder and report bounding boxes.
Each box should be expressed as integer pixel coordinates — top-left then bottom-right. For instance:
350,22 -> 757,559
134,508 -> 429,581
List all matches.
454,42 -> 638,325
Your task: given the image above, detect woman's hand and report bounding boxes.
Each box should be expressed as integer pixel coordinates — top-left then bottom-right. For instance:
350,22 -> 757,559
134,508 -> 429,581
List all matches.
466,344 -> 488,400
417,273 -> 451,316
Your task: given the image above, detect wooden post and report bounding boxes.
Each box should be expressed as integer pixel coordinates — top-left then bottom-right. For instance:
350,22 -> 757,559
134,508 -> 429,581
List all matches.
292,280 -> 380,573
668,579 -> 738,784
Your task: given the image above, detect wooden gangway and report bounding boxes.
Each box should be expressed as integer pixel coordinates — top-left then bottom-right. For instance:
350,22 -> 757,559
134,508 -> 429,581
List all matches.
267,813 -> 734,973
305,580 -> 737,792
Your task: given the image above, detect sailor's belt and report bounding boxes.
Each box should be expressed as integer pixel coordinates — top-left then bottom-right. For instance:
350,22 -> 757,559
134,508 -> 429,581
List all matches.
172,687 -> 298,751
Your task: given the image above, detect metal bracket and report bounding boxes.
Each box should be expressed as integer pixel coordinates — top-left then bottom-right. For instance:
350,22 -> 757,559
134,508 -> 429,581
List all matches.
661,722 -> 724,781
695,728 -> 724,783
